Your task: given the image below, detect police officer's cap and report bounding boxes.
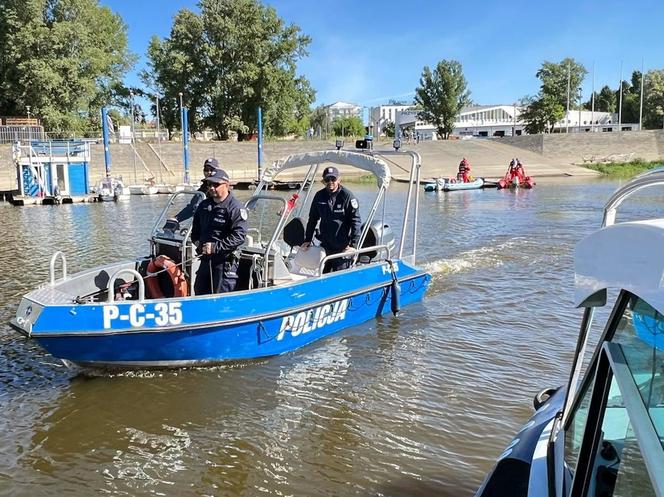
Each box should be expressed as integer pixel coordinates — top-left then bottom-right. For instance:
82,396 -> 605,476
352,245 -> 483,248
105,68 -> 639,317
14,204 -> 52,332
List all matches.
203,157 -> 221,170
322,166 -> 339,179
205,169 -> 231,184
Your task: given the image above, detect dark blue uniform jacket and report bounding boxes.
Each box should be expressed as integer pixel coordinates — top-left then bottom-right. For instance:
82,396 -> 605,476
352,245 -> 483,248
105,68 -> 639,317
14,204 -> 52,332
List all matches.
304,185 -> 361,253
191,193 -> 248,260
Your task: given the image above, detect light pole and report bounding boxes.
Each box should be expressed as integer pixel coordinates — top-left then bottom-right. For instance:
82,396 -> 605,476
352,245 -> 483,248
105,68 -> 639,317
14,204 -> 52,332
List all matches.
512,102 -> 516,136
155,93 -> 163,183
591,61 -> 595,132
565,62 -> 571,133
130,90 -> 137,184
179,92 -> 190,184
26,105 -> 32,142
618,61 -> 623,131
639,58 -> 645,131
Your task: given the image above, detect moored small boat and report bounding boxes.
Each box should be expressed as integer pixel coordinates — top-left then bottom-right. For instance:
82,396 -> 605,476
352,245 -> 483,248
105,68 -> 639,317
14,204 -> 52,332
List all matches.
423,177 -> 484,192
156,184 -> 186,194
476,168 -> 664,497
96,177 -> 130,202
129,184 -> 159,195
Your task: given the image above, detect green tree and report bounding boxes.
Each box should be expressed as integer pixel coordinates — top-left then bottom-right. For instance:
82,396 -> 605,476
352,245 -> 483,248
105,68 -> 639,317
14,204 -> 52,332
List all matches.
308,105 -> 328,137
382,121 -> 395,138
414,60 -> 470,139
520,95 -> 565,134
643,69 -> 664,129
522,58 -> 587,133
145,0 -> 313,140
584,85 -> 617,113
332,116 -> 364,137
616,74 -> 642,124
0,0 -> 134,136
142,10 -> 210,138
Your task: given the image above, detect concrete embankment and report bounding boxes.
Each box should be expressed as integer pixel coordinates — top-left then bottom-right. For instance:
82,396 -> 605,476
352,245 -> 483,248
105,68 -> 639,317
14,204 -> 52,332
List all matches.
2,130 -> 663,191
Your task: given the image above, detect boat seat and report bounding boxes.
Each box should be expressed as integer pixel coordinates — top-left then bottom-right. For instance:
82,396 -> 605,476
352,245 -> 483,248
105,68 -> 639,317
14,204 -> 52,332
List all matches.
283,217 -> 306,248
290,246 -> 326,277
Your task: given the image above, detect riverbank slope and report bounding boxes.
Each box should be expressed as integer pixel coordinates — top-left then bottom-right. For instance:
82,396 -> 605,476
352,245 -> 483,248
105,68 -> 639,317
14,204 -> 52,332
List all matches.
2,130 -> 663,190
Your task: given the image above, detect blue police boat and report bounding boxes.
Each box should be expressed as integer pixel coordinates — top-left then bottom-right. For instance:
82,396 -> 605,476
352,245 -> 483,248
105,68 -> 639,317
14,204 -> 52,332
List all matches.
476,168 -> 664,497
11,149 -> 431,368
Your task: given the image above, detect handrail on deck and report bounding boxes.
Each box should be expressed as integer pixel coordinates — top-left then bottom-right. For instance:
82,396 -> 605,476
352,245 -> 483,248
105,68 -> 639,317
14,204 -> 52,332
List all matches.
49,251 -> 67,285
107,269 -> 145,303
318,245 -> 389,275
603,166 -> 664,227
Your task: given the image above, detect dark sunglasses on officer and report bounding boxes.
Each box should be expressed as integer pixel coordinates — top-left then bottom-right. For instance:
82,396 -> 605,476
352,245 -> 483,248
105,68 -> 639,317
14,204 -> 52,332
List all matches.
323,175 -> 338,183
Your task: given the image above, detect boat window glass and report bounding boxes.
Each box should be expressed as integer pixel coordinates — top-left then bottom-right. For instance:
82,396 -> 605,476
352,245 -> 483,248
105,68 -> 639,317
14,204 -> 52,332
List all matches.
245,196 -> 287,246
611,296 -> 664,443
587,375 -> 655,497
564,376 -> 593,473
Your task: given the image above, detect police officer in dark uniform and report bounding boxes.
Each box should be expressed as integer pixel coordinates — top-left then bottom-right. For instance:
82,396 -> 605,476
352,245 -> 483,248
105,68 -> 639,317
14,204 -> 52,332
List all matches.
191,168 -> 248,294
170,157 -> 220,224
302,166 -> 361,273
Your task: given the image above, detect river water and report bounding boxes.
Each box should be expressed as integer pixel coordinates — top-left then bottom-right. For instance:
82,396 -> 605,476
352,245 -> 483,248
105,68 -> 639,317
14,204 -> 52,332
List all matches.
0,178 -> 649,497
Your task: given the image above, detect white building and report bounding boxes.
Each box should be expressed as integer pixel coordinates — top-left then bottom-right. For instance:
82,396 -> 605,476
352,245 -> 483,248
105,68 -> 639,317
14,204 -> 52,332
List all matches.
553,110 -> 639,133
393,109 -> 438,141
325,101 -> 362,121
453,105 -> 523,137
369,104 -> 413,136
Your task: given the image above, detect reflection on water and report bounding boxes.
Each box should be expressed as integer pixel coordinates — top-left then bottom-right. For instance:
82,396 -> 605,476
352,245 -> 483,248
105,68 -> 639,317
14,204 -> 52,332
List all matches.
0,179 -> 659,496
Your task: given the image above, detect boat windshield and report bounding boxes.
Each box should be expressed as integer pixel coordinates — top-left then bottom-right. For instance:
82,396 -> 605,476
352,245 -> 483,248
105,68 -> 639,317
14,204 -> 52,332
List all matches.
614,297 -> 664,439
152,191 -> 205,238
564,294 -> 664,496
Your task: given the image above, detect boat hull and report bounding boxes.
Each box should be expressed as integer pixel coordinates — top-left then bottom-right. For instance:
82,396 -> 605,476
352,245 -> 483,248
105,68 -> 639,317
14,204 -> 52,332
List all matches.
13,262 -> 430,368
442,178 -> 484,191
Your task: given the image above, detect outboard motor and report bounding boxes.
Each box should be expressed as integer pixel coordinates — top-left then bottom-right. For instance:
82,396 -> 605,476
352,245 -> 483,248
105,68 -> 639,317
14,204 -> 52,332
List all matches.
360,221 -> 396,262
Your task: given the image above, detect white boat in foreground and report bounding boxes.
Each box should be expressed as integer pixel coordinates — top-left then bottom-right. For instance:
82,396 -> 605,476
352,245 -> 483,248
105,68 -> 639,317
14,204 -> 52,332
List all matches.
10,149 -> 431,369
477,167 -> 664,497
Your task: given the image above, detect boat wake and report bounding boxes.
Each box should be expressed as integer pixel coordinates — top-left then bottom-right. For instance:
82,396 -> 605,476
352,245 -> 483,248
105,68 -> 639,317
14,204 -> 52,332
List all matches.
422,237 -> 530,276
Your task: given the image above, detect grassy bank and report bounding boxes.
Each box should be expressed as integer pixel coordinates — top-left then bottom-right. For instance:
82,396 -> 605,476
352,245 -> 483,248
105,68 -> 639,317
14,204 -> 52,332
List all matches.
583,159 -> 663,177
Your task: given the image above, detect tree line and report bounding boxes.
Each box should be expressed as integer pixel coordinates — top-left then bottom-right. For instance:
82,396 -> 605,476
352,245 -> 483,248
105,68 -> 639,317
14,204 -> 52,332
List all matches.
1,0 -> 663,139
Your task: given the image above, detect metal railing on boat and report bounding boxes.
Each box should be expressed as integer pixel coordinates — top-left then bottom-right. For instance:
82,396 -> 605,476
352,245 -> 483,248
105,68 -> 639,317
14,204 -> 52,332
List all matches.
318,245 -> 390,275
107,269 -> 145,302
49,251 -> 67,285
602,166 -> 664,227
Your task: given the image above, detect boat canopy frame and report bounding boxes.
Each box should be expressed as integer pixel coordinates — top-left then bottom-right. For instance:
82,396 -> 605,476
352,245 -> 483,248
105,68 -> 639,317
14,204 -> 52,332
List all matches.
247,149 -> 422,286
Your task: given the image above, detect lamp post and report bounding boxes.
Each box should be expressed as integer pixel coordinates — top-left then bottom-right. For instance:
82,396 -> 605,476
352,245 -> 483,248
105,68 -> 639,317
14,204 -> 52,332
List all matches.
618,61 -> 623,131
130,90 -> 137,184
179,92 -> 190,184
591,61 -> 595,133
26,105 -> 32,142
155,93 -> 163,183
512,102 -> 516,136
639,58 -> 645,131
566,62 -> 571,133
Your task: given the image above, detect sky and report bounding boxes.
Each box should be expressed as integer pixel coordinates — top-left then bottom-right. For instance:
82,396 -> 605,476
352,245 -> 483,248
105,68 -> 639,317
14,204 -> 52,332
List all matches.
101,0 -> 664,110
